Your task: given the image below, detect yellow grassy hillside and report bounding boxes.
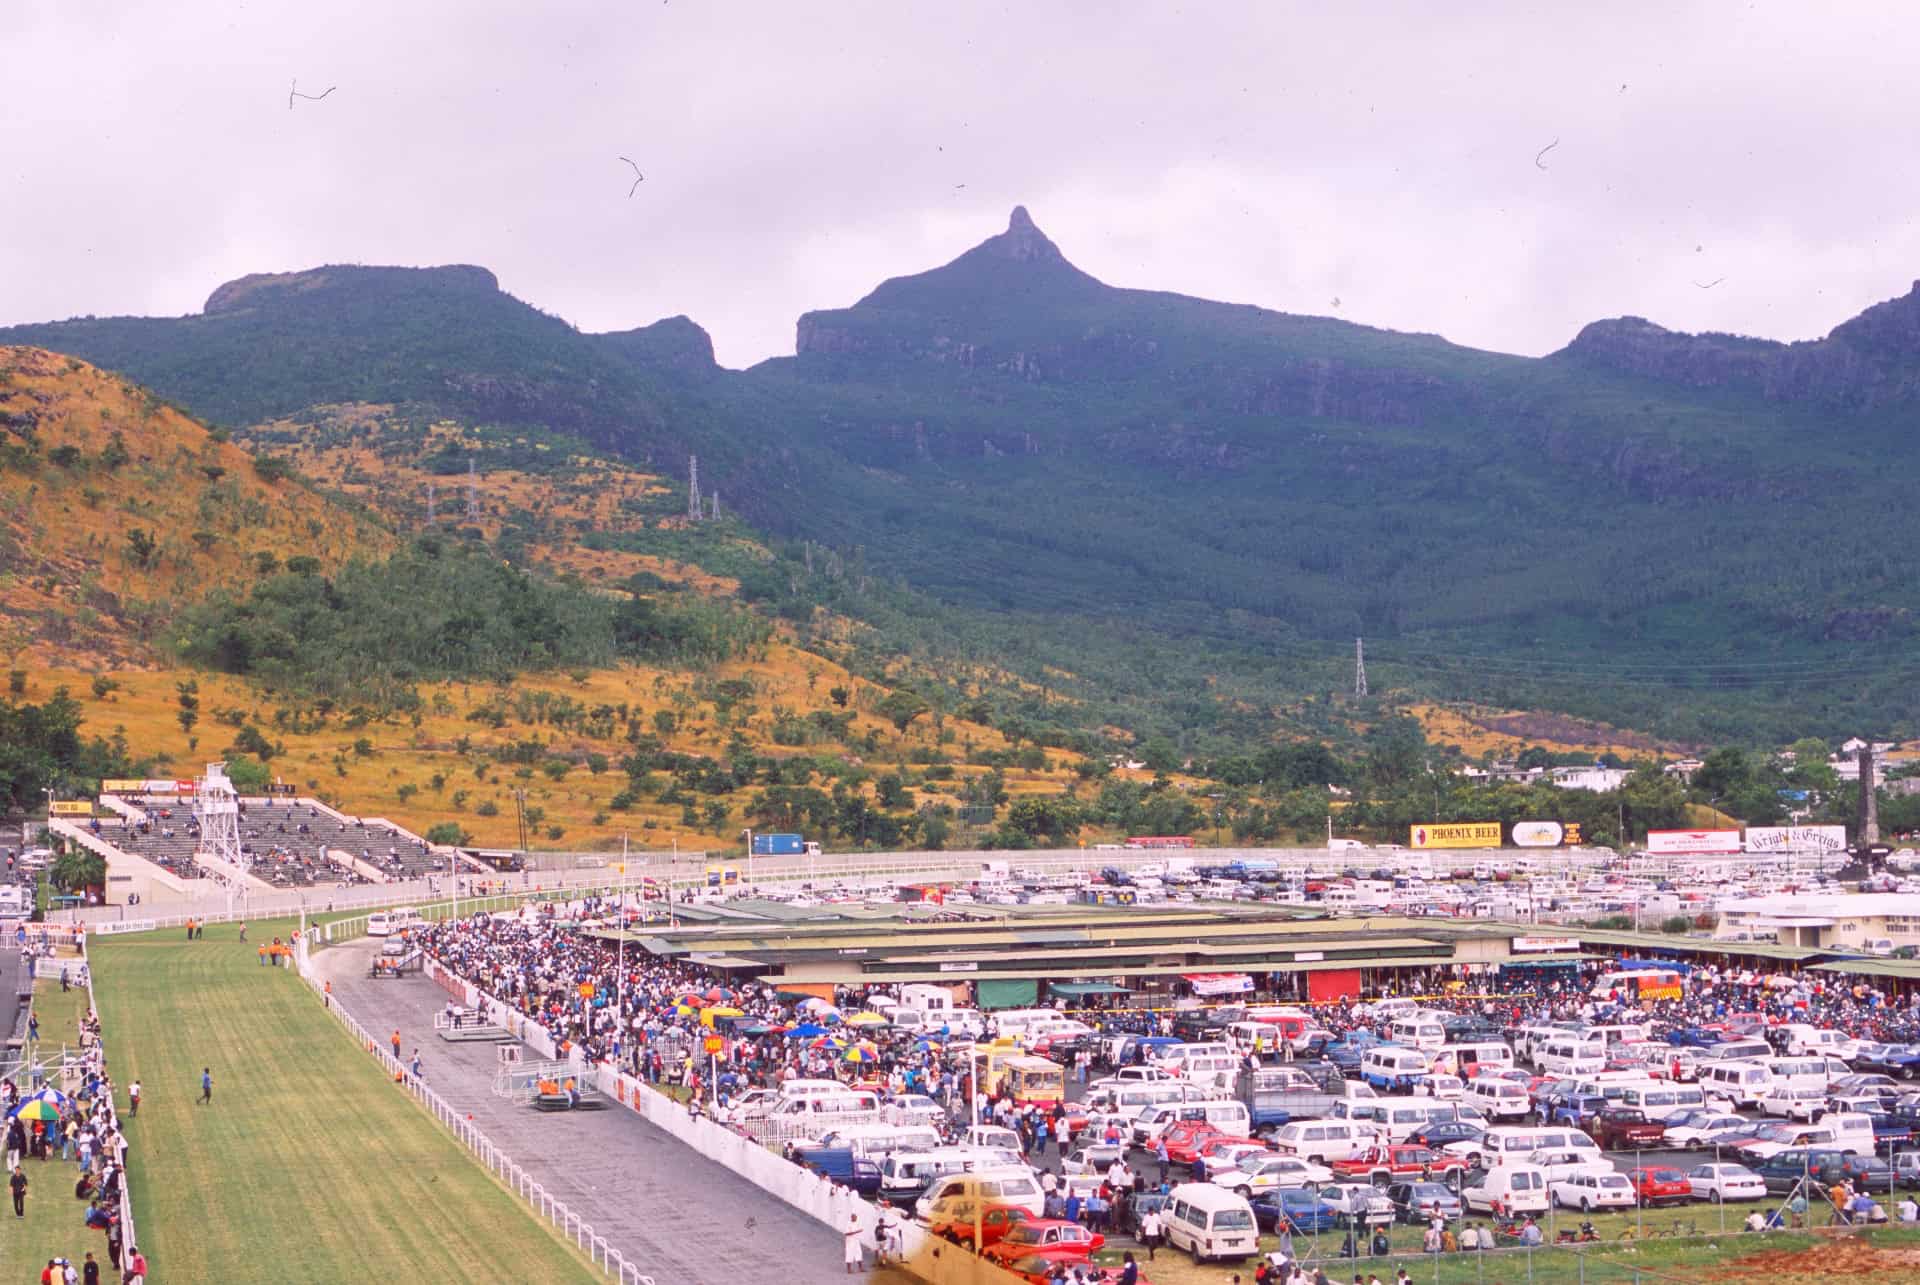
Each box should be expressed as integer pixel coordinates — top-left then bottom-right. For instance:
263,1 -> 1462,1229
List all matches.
1411,702 -> 1678,759
259,406 -> 737,594
0,347 -> 391,666
25,639 -> 1089,853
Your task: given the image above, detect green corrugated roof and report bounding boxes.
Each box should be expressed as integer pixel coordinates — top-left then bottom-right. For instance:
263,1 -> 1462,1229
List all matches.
1810,958 -> 1920,980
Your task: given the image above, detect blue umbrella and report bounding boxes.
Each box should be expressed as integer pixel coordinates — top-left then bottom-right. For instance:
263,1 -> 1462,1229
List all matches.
788,1022 -> 830,1039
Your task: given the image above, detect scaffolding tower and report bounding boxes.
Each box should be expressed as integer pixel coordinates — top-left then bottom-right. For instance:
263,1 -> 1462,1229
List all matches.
194,761 -> 245,869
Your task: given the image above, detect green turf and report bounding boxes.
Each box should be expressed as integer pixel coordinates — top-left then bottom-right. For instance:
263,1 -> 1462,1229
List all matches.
86,917 -> 599,1283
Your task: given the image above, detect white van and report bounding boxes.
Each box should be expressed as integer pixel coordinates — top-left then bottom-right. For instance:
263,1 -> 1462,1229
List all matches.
1093,1082 -> 1201,1120
818,1125 -> 945,1161
1616,1082 -> 1706,1122
779,1078 -> 852,1103
1162,1183 -> 1260,1262
877,1148 -> 994,1203
368,906 -> 423,936
1131,1100 -> 1251,1145
1760,1083 -> 1830,1122
1762,1056 -> 1847,1093
1779,1024 -> 1848,1057
1464,1078 -> 1532,1120
1360,1047 -> 1432,1091
1446,1126 -> 1597,1171
1702,1038 -> 1772,1063
1437,1041 -> 1515,1080
1271,1120 -> 1372,1163
1536,1038 -> 1609,1078
1226,1021 -> 1284,1059
1389,1017 -> 1449,1052
991,1009 -> 1057,1039
1462,1164 -> 1550,1216
1698,1061 -> 1773,1109
914,1167 -> 1045,1219
1334,1097 -> 1479,1142
1174,1051 -> 1243,1093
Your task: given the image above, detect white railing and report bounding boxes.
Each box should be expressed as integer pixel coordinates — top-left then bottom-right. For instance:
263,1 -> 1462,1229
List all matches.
78,945 -> 140,1262
291,939 -> 653,1284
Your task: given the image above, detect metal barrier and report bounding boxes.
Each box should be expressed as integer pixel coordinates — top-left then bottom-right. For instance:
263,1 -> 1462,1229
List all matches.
292,940 -> 655,1284
78,947 -> 140,1263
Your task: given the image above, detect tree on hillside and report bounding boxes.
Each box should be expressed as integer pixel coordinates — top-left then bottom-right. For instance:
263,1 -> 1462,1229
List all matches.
878,688 -> 930,734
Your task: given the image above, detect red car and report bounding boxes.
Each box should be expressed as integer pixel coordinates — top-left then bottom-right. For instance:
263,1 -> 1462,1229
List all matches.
925,1200 -> 1028,1248
981,1220 -> 1105,1267
1626,1166 -> 1694,1208
1192,1134 -> 1269,1164
1160,1121 -> 1226,1166
1329,1143 -> 1467,1182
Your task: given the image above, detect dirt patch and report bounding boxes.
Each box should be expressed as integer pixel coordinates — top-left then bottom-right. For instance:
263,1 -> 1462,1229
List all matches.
1712,1233 -> 1920,1282
1470,710 -> 1683,754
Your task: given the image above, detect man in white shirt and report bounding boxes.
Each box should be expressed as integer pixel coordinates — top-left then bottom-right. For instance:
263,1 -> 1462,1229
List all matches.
1137,1208 -> 1161,1260
1899,1196 -> 1918,1223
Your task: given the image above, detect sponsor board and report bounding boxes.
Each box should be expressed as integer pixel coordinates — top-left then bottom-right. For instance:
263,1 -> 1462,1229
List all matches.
1645,829 -> 1742,855
938,961 -> 978,973
102,778 -> 200,796
1513,936 -> 1583,953
49,800 -> 95,816
1744,825 -> 1848,853
1410,822 -> 1502,849
1509,820 -> 1586,848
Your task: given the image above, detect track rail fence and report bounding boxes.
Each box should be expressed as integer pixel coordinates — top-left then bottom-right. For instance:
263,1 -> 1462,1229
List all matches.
77,947 -> 140,1263
292,939 -> 655,1285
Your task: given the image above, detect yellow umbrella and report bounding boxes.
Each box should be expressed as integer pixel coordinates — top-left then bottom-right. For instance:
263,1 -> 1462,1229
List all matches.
706,1006 -> 746,1018
845,1012 -> 889,1026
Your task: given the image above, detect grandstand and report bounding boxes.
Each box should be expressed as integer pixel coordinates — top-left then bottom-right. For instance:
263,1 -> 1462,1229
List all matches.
82,789 -> 445,895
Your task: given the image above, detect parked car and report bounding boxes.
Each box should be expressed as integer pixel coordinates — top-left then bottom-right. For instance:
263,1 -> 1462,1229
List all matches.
1685,1163 -> 1767,1202
1626,1166 -> 1695,1208
1211,1154 -> 1333,1197
1523,1147 -> 1615,1184
1551,1171 -> 1637,1211
1406,1120 -> 1484,1151
1595,1107 -> 1667,1150
1250,1186 -> 1341,1234
1385,1180 -> 1463,1224
924,1199 -> 1030,1248
981,1220 -> 1105,1267
1316,1183 -> 1397,1226
1662,1113 -> 1761,1149
1061,1143 -> 1129,1175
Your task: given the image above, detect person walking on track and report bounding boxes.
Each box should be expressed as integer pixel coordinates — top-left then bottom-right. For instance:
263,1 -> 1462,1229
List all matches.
198,1068 -> 212,1105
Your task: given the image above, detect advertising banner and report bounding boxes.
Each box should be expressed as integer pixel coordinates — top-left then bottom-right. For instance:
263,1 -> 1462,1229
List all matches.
1509,820 -> 1587,847
1744,825 -> 1848,853
1513,936 -> 1583,953
101,779 -> 146,794
1645,829 -> 1742,855
49,800 -> 95,816
1410,822 -> 1502,849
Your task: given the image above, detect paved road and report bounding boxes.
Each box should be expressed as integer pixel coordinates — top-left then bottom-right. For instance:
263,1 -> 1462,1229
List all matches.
314,939 -> 909,1284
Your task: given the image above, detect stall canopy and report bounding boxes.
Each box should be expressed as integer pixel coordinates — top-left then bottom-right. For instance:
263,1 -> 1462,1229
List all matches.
1184,973 -> 1254,996
976,978 -> 1041,1010
1048,982 -> 1133,998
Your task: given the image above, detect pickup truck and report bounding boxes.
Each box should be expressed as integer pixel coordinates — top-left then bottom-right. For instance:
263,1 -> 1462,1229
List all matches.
1328,1143 -> 1467,1184
1593,1107 -> 1668,1151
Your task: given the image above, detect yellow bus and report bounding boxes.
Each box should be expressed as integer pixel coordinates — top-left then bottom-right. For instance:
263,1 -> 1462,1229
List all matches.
1001,1055 -> 1065,1111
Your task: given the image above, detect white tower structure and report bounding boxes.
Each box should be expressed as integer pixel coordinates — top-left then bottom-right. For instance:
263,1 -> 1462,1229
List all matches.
195,761 -> 245,869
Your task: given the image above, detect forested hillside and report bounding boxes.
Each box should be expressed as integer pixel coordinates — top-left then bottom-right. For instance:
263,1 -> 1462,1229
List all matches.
9,209 -> 1920,748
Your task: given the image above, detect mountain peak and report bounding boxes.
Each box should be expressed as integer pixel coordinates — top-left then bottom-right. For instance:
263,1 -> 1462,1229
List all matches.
203,264 -> 500,315
987,204 -> 1065,265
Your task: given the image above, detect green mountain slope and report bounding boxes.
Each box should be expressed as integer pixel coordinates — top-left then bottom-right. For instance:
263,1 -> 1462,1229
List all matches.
8,213 -> 1920,745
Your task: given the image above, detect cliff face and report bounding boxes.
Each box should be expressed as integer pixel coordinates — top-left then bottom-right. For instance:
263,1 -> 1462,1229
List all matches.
204,264 -> 500,315
1560,282 -> 1920,410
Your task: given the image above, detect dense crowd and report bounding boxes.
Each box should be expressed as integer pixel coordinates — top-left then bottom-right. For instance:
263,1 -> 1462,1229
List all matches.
4,1005 -> 143,1282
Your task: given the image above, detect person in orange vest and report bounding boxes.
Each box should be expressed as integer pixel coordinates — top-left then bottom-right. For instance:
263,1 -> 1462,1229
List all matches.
391,1030 -> 402,1059
256,944 -> 268,967
323,980 -> 332,1009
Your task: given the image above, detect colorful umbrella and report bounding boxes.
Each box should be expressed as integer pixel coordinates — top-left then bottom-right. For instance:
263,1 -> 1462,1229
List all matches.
843,1045 -> 879,1064
9,1099 -> 59,1121
810,1035 -> 848,1052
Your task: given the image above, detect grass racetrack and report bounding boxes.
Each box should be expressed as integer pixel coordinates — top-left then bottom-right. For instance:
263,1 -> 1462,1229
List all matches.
87,919 -> 597,1283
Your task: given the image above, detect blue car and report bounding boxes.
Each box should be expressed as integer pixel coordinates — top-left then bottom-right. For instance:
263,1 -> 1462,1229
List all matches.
1321,1033 -> 1385,1070
1664,1027 -> 1727,1048
1251,1186 -> 1341,1234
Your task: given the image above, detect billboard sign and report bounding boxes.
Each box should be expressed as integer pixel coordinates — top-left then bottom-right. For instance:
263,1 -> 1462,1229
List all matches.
49,801 -> 95,816
1410,822 -> 1502,849
1645,829 -> 1742,855
1509,820 -> 1586,848
1513,936 -> 1583,953
1744,825 -> 1847,853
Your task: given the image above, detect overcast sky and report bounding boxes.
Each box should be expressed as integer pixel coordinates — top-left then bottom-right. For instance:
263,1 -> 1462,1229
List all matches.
6,3 -> 1919,369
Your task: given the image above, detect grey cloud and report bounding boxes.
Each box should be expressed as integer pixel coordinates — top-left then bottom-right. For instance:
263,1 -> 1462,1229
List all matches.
3,2 -> 1917,369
